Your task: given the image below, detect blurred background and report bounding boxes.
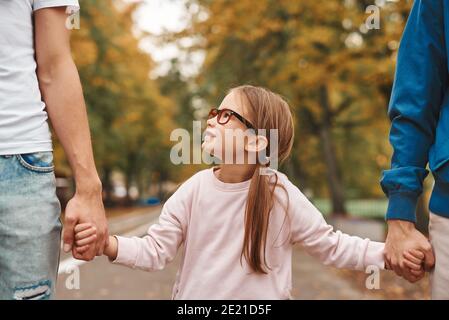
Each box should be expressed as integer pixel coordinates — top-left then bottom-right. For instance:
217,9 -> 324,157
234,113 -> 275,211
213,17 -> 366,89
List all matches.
55,0 -> 432,299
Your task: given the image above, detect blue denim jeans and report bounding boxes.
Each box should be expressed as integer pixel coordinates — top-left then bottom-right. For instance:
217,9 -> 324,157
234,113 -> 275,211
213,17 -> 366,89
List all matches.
0,151 -> 62,300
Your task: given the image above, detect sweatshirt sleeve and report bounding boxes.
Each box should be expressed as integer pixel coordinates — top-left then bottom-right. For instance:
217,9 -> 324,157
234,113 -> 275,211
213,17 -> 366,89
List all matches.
380,0 -> 447,222
287,182 -> 385,271
111,181 -> 192,271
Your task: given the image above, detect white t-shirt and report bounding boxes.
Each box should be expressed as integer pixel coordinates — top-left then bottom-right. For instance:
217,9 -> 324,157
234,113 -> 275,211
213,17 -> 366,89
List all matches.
0,0 -> 80,155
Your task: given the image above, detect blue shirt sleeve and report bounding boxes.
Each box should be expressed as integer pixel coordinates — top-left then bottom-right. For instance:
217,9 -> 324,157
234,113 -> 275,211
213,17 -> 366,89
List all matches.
380,0 -> 448,222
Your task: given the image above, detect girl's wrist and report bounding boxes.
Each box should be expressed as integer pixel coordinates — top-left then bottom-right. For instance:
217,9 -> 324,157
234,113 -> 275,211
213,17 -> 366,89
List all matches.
104,235 -> 118,260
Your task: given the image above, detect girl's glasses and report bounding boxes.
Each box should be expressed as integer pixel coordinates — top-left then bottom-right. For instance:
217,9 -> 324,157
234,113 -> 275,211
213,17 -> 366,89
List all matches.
207,107 -> 256,130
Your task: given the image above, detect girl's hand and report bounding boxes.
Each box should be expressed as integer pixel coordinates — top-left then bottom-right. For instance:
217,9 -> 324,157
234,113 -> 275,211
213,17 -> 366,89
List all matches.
104,235 -> 118,260
74,223 -> 97,255
403,249 -> 425,278
74,223 -> 118,260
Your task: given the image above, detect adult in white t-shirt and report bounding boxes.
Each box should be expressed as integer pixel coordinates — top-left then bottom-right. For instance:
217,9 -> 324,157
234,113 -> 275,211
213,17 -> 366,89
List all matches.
0,1 -> 108,299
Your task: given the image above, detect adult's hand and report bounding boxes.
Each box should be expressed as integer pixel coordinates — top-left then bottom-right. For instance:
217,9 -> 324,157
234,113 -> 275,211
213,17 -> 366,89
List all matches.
62,183 -> 109,261
384,220 -> 434,282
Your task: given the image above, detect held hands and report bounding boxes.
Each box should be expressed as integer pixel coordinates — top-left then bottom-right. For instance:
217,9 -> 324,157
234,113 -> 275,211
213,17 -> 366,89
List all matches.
62,186 -> 109,261
384,220 -> 435,283
385,249 -> 426,279
402,249 -> 427,279
74,223 -> 118,260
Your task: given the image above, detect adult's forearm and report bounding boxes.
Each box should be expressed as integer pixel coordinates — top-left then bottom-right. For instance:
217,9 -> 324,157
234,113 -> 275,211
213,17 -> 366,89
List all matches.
380,0 -> 446,222
38,57 -> 101,193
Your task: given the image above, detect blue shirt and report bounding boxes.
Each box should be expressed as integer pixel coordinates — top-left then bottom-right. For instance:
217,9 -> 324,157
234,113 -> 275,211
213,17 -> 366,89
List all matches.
381,0 -> 449,222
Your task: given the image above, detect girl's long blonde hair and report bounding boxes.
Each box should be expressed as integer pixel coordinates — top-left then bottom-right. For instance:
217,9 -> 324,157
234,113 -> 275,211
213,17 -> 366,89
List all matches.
231,85 -> 294,274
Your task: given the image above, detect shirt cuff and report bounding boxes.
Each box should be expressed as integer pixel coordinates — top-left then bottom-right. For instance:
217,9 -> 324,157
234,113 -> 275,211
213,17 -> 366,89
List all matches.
110,235 -> 138,267
385,192 -> 418,222
33,0 -> 80,13
364,241 -> 385,270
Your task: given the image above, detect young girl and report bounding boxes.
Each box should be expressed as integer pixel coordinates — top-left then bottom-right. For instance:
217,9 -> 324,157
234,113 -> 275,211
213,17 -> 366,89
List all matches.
73,85 -> 424,299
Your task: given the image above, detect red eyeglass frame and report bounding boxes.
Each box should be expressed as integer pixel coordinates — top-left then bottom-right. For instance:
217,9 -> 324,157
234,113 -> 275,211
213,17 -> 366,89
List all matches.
207,107 -> 256,131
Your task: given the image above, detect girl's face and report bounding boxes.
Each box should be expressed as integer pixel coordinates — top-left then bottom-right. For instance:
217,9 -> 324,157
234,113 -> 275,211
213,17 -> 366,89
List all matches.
202,90 -> 256,163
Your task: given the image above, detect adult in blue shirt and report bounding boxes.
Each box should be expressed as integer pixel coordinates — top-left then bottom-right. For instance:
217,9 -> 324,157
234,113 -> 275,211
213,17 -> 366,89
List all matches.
381,0 -> 449,299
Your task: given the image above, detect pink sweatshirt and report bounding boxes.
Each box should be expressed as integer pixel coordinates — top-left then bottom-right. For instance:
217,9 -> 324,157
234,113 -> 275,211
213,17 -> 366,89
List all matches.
112,167 -> 385,299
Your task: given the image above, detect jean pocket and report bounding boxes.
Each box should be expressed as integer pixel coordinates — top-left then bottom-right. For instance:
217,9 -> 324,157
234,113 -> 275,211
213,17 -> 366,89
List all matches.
16,151 -> 54,173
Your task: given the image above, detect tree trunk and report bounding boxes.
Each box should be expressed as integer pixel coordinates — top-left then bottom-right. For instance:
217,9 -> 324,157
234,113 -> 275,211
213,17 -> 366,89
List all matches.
124,152 -> 139,207
102,166 -> 114,208
284,150 -> 304,182
124,171 -> 133,207
137,169 -> 150,202
318,85 -> 347,216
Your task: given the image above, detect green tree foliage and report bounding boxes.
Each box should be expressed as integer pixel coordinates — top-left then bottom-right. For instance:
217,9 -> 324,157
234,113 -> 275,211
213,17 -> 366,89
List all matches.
54,1 -> 177,205
166,0 -> 413,214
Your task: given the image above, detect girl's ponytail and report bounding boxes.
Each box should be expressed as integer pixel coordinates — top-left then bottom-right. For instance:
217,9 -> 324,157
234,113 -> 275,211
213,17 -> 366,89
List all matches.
233,85 -> 294,274
241,164 -> 279,273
